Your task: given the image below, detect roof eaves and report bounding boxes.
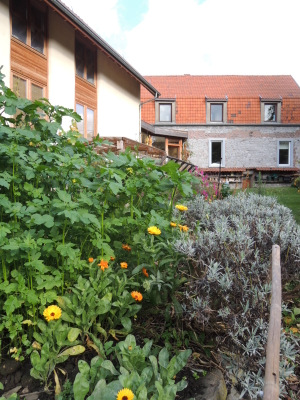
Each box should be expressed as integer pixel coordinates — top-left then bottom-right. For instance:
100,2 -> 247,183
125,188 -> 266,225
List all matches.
47,0 -> 160,97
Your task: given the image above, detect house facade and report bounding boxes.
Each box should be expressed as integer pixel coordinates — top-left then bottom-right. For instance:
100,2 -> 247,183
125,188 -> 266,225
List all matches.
141,75 -> 300,182
0,0 -> 158,140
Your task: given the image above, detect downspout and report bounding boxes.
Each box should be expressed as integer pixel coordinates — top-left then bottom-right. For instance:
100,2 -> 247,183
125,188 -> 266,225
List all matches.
139,92 -> 159,142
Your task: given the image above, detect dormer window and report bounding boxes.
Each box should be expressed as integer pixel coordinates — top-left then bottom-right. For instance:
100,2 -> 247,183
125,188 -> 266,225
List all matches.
155,99 -> 176,123
260,98 -> 281,123
159,103 -> 172,122
206,98 -> 227,123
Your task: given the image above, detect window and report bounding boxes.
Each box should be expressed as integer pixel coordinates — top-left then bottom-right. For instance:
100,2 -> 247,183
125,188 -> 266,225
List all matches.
206,99 -> 227,123
264,103 -> 276,122
13,74 -> 44,100
141,134 -> 183,158
76,103 -> 95,140
209,140 -> 225,167
159,104 -> 172,122
278,140 -> 293,166
75,40 -> 95,84
155,100 -> 176,123
260,99 -> 281,123
11,0 -> 46,54
211,104 -> 223,122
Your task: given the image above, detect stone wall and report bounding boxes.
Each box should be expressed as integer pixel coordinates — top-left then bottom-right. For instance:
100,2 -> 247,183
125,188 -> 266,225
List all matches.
175,125 -> 300,168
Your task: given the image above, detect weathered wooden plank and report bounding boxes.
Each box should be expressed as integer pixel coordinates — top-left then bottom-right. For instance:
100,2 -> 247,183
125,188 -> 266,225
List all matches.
263,244 -> 281,400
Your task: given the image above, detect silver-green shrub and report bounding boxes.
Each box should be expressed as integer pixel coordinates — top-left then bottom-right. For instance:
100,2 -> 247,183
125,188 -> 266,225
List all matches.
174,192 -> 300,398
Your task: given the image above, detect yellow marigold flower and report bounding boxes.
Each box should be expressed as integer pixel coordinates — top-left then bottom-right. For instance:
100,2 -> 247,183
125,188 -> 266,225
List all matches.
147,226 -> 161,235
88,257 -> 94,263
116,388 -> 134,400
72,179 -> 77,183
120,262 -> 128,269
128,346 -> 132,351
290,327 -> 298,334
43,305 -> 62,322
131,291 -> 143,302
170,222 -> 177,227
98,259 -> 109,271
142,267 -> 149,278
110,256 -> 115,261
122,244 -> 131,251
175,204 -> 188,211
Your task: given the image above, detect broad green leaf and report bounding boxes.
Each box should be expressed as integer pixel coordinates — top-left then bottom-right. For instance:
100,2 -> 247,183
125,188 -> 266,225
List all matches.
0,178 -> 9,189
101,360 -> 119,376
59,345 -> 85,357
73,373 -> 90,400
68,327 -> 81,342
121,317 -> 132,332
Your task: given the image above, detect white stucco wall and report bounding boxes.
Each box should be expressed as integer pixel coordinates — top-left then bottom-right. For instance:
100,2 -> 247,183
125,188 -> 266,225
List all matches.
48,10 -> 75,132
0,0 -> 10,87
97,51 -> 140,140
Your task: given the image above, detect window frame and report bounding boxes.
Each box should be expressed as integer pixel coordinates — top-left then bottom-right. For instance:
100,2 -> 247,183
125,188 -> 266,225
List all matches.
277,140 -> 293,167
260,98 -> 281,123
155,99 -> 176,124
209,139 -> 225,167
12,72 -> 46,100
11,0 -> 47,55
75,38 -> 96,85
75,103 -> 96,140
206,99 -> 227,123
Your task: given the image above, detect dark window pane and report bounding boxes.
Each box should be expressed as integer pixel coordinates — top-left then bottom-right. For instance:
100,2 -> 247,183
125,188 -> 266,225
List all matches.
159,104 -> 172,122
75,41 -> 85,78
211,104 -> 223,122
86,48 -> 95,84
279,142 -> 289,165
31,83 -> 43,101
76,104 -> 84,135
168,138 -> 180,144
211,142 -> 222,164
12,0 -> 27,43
264,104 -> 276,121
86,108 -> 94,140
152,136 -> 165,151
13,75 -> 27,98
168,146 -> 179,158
31,7 -> 45,53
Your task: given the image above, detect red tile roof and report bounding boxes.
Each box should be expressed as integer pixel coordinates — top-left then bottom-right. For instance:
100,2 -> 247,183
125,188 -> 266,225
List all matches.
141,75 -> 300,99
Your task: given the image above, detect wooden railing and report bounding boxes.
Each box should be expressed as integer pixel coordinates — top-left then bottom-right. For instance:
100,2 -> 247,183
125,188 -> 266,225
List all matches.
263,245 -> 281,400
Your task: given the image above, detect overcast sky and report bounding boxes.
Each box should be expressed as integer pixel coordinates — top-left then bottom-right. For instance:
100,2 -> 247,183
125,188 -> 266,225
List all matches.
62,0 -> 300,86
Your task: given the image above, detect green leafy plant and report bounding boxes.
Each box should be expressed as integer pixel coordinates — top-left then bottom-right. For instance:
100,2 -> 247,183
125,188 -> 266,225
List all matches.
30,318 -> 85,392
72,334 -> 191,400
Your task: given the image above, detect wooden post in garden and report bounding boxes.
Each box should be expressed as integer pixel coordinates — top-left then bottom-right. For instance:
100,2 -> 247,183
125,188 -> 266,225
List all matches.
263,244 -> 281,400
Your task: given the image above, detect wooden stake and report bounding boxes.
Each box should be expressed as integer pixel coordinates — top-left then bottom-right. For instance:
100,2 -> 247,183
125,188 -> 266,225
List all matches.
263,245 -> 281,400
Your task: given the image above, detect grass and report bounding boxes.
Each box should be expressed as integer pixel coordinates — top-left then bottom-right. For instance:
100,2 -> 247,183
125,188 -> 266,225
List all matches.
241,185 -> 300,224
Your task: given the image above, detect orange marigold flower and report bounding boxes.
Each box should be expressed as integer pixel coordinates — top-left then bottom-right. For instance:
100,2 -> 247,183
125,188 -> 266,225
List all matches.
179,225 -> 189,232
142,267 -> 149,278
170,222 -> 177,227
98,259 -> 109,271
120,262 -> 128,269
131,291 -> 143,302
122,244 -> 131,251
290,327 -> 298,334
88,257 -> 94,263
